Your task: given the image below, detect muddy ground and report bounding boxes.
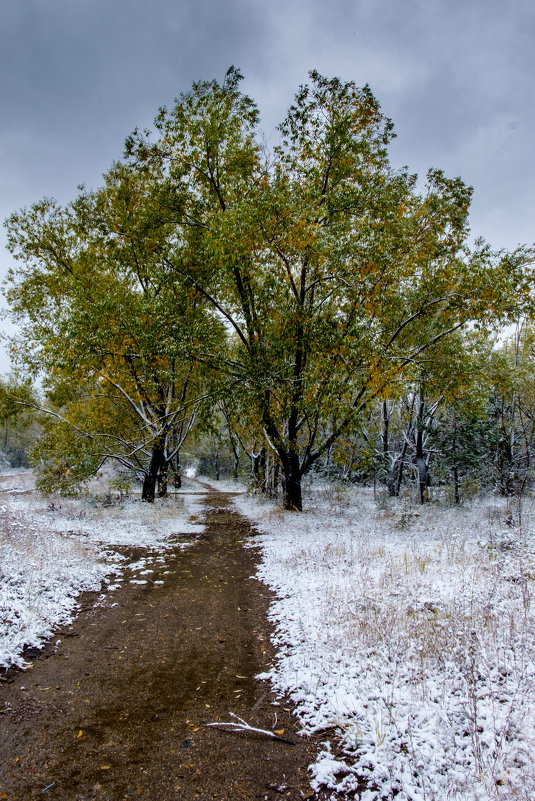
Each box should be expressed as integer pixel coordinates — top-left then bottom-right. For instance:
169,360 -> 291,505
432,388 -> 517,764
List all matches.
0,488 -> 326,800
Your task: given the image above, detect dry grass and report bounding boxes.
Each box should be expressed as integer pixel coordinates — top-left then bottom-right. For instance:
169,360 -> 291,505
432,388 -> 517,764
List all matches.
242,483 -> 535,800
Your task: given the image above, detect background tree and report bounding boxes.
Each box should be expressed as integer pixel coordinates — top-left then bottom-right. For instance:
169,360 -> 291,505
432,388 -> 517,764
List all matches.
0,375 -> 39,467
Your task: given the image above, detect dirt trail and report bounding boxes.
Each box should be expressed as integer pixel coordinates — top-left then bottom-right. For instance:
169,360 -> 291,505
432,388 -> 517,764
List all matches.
0,488 -> 322,800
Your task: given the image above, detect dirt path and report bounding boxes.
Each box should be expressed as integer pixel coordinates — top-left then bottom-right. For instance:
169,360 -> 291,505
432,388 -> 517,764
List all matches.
0,488 -> 322,800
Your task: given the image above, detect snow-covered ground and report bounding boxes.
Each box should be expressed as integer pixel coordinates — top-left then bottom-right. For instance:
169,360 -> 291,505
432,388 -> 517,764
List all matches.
3,468 -> 535,799
229,480 -> 535,801
0,470 -> 205,668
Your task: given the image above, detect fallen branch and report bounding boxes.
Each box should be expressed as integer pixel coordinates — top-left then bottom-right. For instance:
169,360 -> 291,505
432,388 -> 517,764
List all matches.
205,712 -> 295,745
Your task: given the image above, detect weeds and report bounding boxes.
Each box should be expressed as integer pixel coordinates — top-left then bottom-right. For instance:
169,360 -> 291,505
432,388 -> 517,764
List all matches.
241,485 -> 535,800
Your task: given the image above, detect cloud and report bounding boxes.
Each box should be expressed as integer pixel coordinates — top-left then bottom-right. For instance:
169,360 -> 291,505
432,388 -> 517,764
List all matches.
1,0 -> 534,372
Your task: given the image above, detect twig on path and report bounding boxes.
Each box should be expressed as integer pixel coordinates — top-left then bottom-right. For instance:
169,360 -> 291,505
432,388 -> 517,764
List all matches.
249,690 -> 268,715
205,712 -> 296,745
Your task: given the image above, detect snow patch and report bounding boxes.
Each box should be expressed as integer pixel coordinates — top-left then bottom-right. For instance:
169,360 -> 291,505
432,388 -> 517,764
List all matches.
234,481 -> 535,801
0,472 -> 207,668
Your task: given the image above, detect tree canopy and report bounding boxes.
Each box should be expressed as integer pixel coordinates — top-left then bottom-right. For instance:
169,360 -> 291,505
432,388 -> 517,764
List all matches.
4,68 -> 534,507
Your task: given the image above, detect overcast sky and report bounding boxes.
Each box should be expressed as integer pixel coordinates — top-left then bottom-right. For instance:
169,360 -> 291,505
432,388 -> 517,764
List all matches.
1,0 -> 534,374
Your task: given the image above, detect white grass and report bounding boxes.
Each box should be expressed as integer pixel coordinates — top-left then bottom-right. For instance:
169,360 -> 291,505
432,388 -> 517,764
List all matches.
231,480 -> 535,801
4,467 -> 535,798
0,470 -> 205,668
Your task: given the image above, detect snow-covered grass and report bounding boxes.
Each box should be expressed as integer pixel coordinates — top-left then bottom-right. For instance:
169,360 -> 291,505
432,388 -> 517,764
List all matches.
4,467 -> 535,798
232,480 -> 535,801
0,470 -> 205,669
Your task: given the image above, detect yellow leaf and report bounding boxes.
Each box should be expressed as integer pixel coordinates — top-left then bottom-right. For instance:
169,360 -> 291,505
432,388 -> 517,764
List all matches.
192,726 -> 201,732
274,729 -> 285,735
100,765 -> 111,770
77,730 -> 83,739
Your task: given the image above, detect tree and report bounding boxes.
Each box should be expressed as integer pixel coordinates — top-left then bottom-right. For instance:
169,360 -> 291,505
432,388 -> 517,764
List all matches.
5,69 -> 533,508
0,375 -> 39,467
4,163 -> 221,499
486,321 -> 535,496
127,69 -> 533,509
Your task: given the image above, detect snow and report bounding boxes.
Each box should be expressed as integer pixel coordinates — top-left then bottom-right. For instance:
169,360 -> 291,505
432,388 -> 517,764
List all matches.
230,480 -> 535,801
4,467 -> 535,799
0,470 -> 205,669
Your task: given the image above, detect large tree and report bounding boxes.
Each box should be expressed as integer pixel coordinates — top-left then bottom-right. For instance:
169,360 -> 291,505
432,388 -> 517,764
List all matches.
5,68 -> 533,508
126,68 -> 533,509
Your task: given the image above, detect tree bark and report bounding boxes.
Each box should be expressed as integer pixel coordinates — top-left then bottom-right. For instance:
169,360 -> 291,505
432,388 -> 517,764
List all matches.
415,387 -> 429,504
169,451 -> 182,489
142,441 -> 166,503
252,448 -> 266,490
451,424 -> 460,503
281,453 -> 303,511
157,464 -> 168,498
452,464 -> 460,504
388,441 -> 409,497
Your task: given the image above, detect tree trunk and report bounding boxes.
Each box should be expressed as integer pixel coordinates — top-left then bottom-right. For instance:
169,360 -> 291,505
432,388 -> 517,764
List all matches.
142,442 -> 165,503
252,448 -> 266,491
389,442 -> 408,497
170,452 -> 182,489
382,400 -> 390,476
415,387 -> 429,504
229,436 -> 240,479
271,460 -> 280,498
451,424 -> 460,503
387,463 -> 398,497
497,431 -> 514,496
157,464 -> 168,498
281,454 -> 303,511
213,448 -> 221,481
452,464 -> 460,504
172,468 -> 182,489
416,457 -> 428,504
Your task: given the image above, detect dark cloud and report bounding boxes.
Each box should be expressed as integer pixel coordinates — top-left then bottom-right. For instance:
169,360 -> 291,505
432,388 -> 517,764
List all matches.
1,0 -> 534,372
0,0 -> 270,201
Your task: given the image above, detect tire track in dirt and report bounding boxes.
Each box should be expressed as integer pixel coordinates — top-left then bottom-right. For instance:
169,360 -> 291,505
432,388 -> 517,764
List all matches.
0,489 -> 321,800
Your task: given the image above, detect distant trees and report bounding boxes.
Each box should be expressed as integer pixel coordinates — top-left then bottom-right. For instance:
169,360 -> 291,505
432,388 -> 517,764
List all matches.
0,376 -> 38,467
3,68 -> 534,507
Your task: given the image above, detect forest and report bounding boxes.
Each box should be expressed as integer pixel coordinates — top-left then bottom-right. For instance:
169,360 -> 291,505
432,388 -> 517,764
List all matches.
2,68 -> 534,510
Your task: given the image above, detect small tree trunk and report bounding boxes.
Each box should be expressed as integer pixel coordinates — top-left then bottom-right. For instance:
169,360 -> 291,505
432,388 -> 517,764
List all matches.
170,452 -> 182,489
452,464 -> 460,504
157,464 -> 168,498
281,454 -> 303,511
382,400 -> 390,476
415,386 -> 429,505
142,442 -> 165,503
252,448 -> 266,490
229,437 -> 240,479
451,425 -> 460,503
416,457 -> 429,504
272,461 -> 279,496
387,465 -> 398,497
389,441 -> 409,497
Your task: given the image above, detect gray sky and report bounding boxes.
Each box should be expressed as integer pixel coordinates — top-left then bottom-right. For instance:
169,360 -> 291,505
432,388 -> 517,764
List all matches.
1,0 -> 534,374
